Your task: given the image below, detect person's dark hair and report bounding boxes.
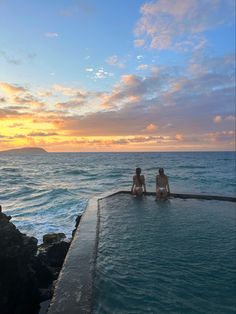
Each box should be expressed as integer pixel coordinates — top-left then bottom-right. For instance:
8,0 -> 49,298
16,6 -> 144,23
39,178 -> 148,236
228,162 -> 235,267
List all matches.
136,167 -> 142,186
159,168 -> 164,174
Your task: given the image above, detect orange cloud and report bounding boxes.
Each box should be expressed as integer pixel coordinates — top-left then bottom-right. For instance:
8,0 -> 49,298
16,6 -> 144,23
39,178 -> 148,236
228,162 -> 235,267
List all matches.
0,82 -> 27,94
122,74 -> 140,86
144,123 -> 158,132
213,115 -> 222,123
134,39 -> 145,47
175,133 -> 184,141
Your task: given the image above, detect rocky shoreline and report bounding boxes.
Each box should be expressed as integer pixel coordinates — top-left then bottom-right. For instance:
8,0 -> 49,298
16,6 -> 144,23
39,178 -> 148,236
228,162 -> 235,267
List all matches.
0,205 -> 82,314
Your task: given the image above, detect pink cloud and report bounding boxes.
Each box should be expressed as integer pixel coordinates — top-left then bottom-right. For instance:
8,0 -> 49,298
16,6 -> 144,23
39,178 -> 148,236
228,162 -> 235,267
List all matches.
134,39 -> 145,47
213,115 -> 222,123
144,123 -> 158,132
135,0 -> 235,51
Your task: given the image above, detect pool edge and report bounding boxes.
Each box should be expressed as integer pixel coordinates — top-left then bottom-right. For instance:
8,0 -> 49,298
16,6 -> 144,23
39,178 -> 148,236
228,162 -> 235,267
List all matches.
47,196 -> 99,314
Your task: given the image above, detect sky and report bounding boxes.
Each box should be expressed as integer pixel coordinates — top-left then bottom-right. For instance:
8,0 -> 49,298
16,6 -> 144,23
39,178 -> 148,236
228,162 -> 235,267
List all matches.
0,0 -> 235,152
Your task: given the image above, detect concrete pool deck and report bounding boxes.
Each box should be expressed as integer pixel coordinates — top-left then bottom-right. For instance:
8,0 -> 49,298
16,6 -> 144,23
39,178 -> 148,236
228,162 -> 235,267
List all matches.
47,190 -> 236,314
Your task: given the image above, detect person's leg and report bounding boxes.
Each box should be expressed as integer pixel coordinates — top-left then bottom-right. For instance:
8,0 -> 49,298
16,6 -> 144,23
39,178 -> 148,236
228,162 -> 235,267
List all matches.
136,187 -> 143,196
156,188 -> 161,200
162,189 -> 168,200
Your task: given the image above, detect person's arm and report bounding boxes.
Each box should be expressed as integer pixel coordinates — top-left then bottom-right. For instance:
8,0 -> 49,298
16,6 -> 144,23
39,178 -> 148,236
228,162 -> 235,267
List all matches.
156,175 -> 159,189
143,176 -> 147,193
166,177 -> 170,194
131,176 -> 135,193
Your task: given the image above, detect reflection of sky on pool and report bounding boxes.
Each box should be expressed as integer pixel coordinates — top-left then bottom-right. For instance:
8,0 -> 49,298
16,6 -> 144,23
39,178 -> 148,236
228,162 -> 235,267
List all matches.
94,194 -> 236,314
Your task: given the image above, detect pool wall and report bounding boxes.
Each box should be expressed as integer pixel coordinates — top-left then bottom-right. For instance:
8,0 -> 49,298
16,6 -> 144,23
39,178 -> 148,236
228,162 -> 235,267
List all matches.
47,189 -> 121,314
47,190 -> 236,314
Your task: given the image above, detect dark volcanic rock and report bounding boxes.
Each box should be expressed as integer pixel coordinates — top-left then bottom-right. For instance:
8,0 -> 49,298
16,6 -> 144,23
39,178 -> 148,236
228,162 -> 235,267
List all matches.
72,213 -> 82,237
0,211 -> 40,314
0,207 -> 81,314
37,240 -> 70,270
42,232 -> 66,245
45,241 -> 70,268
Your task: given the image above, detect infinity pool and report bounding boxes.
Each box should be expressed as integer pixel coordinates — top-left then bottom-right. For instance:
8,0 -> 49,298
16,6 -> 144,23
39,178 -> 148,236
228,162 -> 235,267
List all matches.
94,194 -> 236,313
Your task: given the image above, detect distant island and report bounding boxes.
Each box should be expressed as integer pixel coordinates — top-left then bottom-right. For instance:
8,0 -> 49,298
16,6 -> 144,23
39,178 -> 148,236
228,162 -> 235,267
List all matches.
0,147 -> 48,154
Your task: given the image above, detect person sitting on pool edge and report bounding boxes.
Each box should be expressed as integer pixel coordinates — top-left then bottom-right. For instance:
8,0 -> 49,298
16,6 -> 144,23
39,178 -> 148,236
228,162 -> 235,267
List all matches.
131,167 -> 146,196
156,168 -> 170,200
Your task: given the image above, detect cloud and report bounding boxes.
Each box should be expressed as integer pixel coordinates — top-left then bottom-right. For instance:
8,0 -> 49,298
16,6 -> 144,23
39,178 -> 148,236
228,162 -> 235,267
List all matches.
0,50 -> 36,65
97,74 -> 145,109
0,50 -> 22,65
28,131 -> 58,137
13,95 -> 45,108
225,115 -> 236,121
213,115 -> 222,123
0,82 -> 27,94
0,108 -> 24,118
4,105 -> 29,110
56,100 -> 86,110
8,123 -> 23,128
122,74 -> 140,86
44,32 -> 59,38
175,133 -> 184,141
60,2 -> 94,18
189,53 -> 236,77
52,135 -> 185,147
37,89 -> 53,98
106,55 -> 125,68
85,67 -> 114,81
213,114 -> 236,123
53,84 -> 87,98
144,123 -> 158,132
0,82 -> 47,111
207,130 -> 235,142
135,0 -> 235,51
134,39 -> 145,47
136,55 -> 144,60
93,68 -> 113,80
137,64 -> 149,71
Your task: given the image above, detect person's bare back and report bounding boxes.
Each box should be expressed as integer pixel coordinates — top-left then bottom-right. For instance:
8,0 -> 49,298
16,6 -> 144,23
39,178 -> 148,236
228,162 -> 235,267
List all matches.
133,174 -> 145,187
156,174 -> 168,188
156,168 -> 170,200
131,167 -> 146,196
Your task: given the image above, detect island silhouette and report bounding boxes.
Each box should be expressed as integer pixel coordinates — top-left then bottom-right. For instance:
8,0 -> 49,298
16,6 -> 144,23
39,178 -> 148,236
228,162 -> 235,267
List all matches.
0,147 -> 48,154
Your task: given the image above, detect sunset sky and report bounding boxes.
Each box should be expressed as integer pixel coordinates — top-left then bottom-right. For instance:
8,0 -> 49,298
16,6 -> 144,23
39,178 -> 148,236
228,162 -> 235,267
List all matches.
0,0 -> 235,152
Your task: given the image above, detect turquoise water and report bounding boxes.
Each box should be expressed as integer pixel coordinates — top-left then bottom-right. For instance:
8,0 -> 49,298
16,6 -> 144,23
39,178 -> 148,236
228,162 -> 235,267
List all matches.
0,152 -> 235,241
94,194 -> 236,314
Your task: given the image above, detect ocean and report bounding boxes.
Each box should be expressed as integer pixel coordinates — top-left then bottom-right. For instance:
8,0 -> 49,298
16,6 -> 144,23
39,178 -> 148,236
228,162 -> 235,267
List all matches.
0,152 -> 235,242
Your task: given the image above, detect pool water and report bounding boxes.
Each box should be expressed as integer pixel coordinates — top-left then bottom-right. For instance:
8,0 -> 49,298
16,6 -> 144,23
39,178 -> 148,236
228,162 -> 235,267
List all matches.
94,194 -> 236,314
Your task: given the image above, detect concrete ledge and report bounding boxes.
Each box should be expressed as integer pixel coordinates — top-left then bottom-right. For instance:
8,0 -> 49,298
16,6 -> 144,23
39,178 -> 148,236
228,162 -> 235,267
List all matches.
169,192 -> 236,202
47,196 -> 99,314
47,190 -> 235,314
99,190 -> 236,202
